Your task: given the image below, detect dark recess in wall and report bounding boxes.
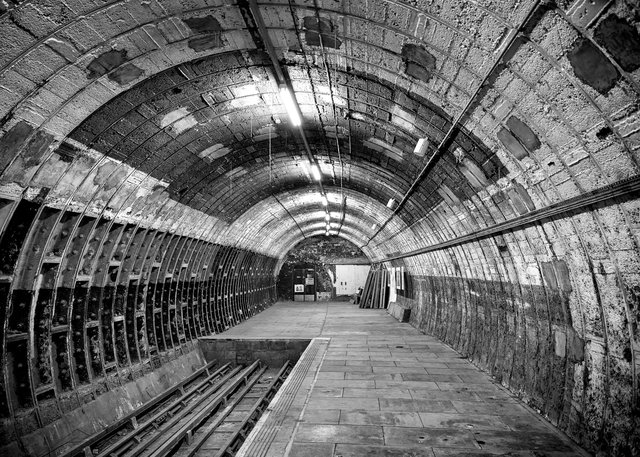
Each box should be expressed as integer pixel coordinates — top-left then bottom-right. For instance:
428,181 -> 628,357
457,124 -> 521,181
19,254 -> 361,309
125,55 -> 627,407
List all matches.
401,44 -> 437,83
303,16 -> 342,49
594,15 -> 640,72
567,38 -> 619,94
86,49 -> 144,85
184,15 -> 225,51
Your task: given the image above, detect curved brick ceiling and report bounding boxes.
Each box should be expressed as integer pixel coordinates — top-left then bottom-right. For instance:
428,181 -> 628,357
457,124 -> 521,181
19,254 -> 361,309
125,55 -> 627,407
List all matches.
0,0 -> 640,454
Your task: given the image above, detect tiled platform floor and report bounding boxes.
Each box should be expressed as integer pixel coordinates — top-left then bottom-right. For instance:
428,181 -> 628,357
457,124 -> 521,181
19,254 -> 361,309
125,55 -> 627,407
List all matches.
205,302 -> 590,457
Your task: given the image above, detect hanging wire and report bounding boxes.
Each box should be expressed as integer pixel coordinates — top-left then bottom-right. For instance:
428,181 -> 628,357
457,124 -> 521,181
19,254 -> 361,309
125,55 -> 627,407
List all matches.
269,122 -> 273,186
313,0 -> 347,235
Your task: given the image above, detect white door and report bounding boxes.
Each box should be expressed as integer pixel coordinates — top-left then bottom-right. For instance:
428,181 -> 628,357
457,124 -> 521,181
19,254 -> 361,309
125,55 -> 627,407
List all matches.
335,265 -> 370,295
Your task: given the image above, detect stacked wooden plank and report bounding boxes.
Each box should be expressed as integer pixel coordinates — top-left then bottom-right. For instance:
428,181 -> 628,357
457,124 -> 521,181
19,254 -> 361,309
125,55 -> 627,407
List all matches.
359,265 -> 389,309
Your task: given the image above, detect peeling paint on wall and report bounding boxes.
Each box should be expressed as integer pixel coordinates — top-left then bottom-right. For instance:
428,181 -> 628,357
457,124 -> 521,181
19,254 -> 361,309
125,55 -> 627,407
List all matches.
594,15 -> 640,72
303,16 -> 342,49
86,49 -> 144,85
184,15 -> 224,51
568,38 -> 619,94
458,158 -> 488,189
161,107 -> 198,134
0,121 -> 34,173
199,143 -> 231,162
402,44 -> 436,83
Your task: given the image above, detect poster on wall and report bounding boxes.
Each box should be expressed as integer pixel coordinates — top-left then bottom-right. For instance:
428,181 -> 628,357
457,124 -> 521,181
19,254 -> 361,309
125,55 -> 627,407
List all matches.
294,284 -> 304,293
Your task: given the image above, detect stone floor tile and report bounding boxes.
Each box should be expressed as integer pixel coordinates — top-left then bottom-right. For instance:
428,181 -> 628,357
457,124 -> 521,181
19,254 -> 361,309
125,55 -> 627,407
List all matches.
383,426 -> 477,447
306,397 -> 379,410
340,410 -> 423,427
303,409 -> 341,424
436,382 -> 503,392
456,373 -> 494,383
334,444 -> 436,456
418,413 -> 511,431
322,360 -> 347,366
404,361 -> 449,368
345,372 -> 397,380
321,365 -> 373,373
317,372 -> 345,380
373,366 -> 427,374
409,389 -> 482,402
294,424 -> 384,445
346,360 -> 396,366
401,373 -> 462,382
342,387 -> 412,398
287,443 -> 334,457
431,449 -> 536,456
452,401 -> 530,416
314,379 -> 375,388
310,387 -> 343,397
470,429 -> 576,452
379,398 -> 458,413
498,414 -> 560,432
426,367 -> 477,375
375,380 -> 440,389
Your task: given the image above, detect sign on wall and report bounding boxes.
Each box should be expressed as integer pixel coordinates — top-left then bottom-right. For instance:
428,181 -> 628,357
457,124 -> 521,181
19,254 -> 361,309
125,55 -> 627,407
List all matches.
294,284 -> 304,293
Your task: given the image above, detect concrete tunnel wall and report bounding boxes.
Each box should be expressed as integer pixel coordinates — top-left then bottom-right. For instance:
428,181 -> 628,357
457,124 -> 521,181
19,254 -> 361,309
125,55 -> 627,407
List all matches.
0,0 -> 638,455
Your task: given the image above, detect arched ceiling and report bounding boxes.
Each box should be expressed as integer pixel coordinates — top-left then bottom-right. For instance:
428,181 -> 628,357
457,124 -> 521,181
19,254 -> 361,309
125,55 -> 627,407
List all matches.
0,0 -> 638,262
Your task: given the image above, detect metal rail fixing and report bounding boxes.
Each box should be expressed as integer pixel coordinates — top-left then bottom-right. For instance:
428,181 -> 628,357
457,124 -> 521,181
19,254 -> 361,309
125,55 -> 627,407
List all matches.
145,361 -> 265,457
93,363 -> 240,457
214,361 -> 293,457
61,360 -> 219,457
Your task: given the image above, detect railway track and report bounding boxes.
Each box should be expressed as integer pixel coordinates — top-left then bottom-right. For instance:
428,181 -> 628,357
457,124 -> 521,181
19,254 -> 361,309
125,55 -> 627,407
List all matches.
62,360 -> 291,457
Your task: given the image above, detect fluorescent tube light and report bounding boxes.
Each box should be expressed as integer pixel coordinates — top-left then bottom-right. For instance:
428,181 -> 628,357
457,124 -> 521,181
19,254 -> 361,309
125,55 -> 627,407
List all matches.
279,86 -> 301,127
414,137 -> 429,156
310,163 -> 321,181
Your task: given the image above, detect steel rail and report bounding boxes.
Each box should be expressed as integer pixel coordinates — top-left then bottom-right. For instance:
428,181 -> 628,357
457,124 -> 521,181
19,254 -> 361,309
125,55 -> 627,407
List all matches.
214,361 -> 293,457
97,365 -> 242,457
378,174 -> 640,262
146,361 -> 265,457
61,361 -> 219,457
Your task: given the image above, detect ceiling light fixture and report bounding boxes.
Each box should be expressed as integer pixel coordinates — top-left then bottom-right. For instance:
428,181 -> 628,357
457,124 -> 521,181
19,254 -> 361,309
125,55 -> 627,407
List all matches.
325,213 -> 330,222
310,163 -> 322,181
279,86 -> 301,127
414,137 -> 429,156
321,194 -> 328,206
387,198 -> 396,209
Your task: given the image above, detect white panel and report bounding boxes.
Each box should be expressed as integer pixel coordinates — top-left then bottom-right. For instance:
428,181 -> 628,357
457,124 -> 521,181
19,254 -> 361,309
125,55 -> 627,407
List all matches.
335,265 -> 371,295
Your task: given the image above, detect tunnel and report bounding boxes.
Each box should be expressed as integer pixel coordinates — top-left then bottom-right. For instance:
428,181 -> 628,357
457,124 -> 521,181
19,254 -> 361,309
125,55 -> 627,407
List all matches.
0,0 -> 639,455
